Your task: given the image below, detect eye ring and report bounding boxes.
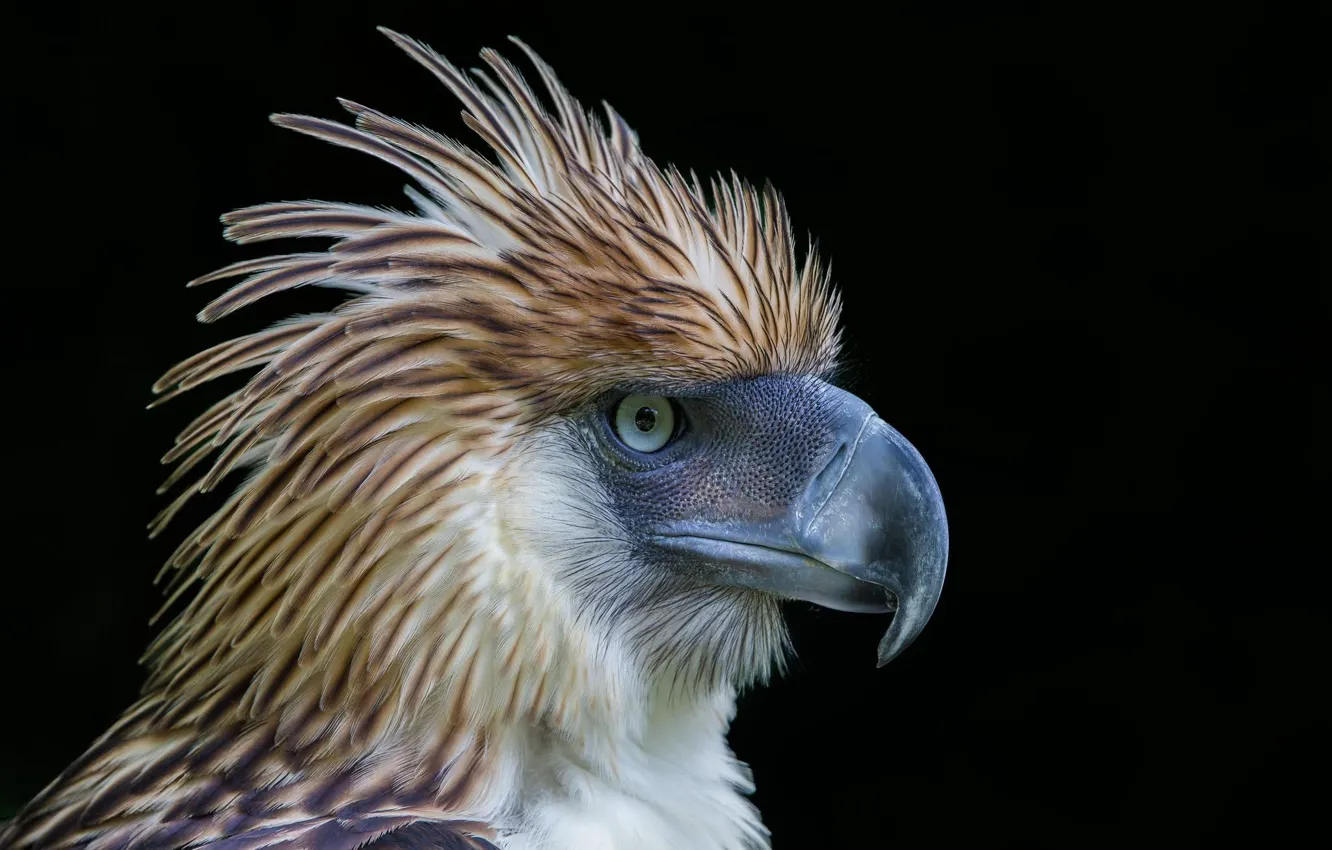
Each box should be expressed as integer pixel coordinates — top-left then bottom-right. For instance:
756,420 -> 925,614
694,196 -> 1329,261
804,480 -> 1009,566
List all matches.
610,394 -> 681,454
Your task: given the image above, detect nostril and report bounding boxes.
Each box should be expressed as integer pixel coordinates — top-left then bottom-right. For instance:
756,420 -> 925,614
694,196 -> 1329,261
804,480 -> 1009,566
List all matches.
814,442 -> 847,490
804,439 -> 851,521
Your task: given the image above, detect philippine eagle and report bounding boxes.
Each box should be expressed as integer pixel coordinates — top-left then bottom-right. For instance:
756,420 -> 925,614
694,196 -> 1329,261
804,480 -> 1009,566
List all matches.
2,29 -> 949,850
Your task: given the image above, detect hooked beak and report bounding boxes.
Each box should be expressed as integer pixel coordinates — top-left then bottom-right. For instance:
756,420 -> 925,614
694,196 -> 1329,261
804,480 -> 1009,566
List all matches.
653,392 -> 949,667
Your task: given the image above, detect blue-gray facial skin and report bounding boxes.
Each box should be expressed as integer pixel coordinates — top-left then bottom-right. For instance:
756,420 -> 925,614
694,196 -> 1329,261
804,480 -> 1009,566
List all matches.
584,373 -> 949,667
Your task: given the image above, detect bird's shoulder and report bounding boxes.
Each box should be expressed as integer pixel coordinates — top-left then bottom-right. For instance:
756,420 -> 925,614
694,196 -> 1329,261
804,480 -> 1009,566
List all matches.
358,821 -> 501,849
194,818 -> 501,850
1,696 -> 497,850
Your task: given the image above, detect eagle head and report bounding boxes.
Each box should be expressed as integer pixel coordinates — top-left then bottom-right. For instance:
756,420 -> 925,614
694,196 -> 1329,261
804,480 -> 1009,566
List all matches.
3,28 -> 948,850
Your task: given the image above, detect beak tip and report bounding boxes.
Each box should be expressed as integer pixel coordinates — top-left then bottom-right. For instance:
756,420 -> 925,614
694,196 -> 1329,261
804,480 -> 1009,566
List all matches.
874,624 -> 912,668
870,520 -> 948,669
874,608 -> 926,667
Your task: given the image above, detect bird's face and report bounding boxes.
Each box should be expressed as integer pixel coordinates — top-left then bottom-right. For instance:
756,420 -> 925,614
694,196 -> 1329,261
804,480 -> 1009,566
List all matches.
503,373 -> 948,689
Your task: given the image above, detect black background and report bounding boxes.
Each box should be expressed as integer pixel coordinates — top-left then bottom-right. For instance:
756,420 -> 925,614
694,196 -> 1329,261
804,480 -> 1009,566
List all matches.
5,2 -> 1327,847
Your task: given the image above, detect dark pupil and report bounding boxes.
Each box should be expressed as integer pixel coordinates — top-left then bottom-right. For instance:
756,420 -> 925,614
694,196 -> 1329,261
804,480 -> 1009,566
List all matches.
634,406 -> 657,432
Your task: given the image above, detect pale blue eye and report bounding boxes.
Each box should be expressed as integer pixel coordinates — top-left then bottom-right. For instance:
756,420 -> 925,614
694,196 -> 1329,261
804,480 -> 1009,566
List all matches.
613,395 -> 676,453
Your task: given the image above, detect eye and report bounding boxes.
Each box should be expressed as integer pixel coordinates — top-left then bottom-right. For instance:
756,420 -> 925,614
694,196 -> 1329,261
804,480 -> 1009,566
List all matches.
611,394 -> 679,454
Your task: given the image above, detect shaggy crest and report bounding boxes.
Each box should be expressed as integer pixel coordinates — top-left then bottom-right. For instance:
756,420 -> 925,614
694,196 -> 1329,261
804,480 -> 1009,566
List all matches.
5,29 -> 840,849
142,27 -> 841,730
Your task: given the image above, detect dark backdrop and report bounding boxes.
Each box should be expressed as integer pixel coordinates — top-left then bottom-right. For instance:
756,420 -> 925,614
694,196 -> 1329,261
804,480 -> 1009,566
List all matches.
6,2 -> 1327,847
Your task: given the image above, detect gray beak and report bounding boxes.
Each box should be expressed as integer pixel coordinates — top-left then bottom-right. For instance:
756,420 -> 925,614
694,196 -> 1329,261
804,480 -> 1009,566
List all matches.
653,388 -> 949,667
794,412 -> 950,666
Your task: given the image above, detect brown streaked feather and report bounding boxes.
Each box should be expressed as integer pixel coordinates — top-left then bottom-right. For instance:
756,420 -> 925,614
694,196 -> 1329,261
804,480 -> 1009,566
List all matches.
222,201 -> 419,244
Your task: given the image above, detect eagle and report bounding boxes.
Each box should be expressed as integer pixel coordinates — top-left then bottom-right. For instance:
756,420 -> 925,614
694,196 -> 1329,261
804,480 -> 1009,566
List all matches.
2,29 -> 949,850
